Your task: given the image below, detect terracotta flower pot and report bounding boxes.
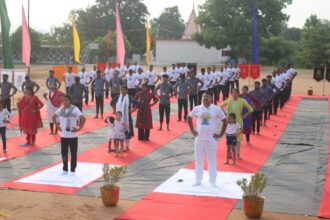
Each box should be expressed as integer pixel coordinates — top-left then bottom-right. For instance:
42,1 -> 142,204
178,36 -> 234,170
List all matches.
308,89 -> 313,96
100,185 -> 120,206
243,196 -> 265,219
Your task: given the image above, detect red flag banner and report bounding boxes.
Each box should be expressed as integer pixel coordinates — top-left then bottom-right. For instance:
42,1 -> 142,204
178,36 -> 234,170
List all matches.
239,64 -> 249,79
250,64 -> 261,79
97,63 -> 107,73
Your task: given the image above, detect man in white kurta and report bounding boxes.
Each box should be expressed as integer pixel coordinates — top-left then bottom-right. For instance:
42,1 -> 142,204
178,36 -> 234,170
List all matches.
188,92 -> 227,187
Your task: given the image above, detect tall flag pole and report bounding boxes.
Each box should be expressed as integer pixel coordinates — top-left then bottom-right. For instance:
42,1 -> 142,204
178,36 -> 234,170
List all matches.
72,17 -> 80,63
146,16 -> 151,65
106,29 -> 111,63
116,3 -> 125,66
252,0 -> 259,64
0,0 -> 13,69
22,6 -> 31,67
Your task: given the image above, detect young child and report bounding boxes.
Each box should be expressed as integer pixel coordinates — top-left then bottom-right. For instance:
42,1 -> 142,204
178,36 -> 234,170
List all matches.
225,113 -> 241,165
0,102 -> 12,153
113,111 -> 127,158
104,116 -> 115,153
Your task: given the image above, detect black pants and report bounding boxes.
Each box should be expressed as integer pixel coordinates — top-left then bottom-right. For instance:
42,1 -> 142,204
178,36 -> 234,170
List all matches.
262,106 -> 269,124
229,81 -> 235,93
84,87 -> 89,104
219,85 -> 227,101
178,99 -> 188,120
268,102 -> 273,116
61,137 -> 78,172
148,85 -> 155,93
234,79 -> 240,93
212,86 -> 219,104
105,88 -> 110,99
159,104 -> 171,125
273,93 -> 280,115
208,88 -> 214,98
252,111 -> 262,133
66,87 -> 70,94
279,90 -> 286,110
246,133 -> 250,143
91,88 -> 95,102
198,90 -> 206,105
73,102 -> 83,112
95,95 -> 104,116
2,98 -> 10,112
138,129 -> 150,140
0,127 -> 6,151
189,95 -> 198,111
225,83 -> 230,99
128,88 -> 136,97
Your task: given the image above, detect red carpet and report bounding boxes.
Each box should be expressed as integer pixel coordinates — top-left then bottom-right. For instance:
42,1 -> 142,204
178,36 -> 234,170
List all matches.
0,113 -> 189,194
116,97 -> 301,220
318,97 -> 330,219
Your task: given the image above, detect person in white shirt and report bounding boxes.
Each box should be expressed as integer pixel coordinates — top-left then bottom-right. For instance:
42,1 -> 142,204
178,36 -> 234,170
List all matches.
63,67 -> 75,94
218,66 -> 228,101
206,67 -> 214,98
0,102 -> 12,153
196,68 -> 208,105
225,113 -> 241,165
77,67 -> 92,105
116,63 -> 124,78
53,95 -> 86,174
234,64 -> 241,93
169,64 -> 178,86
146,65 -> 160,93
182,63 -> 190,77
228,64 -> 236,94
126,69 -> 139,97
105,64 -> 114,99
133,62 -> 141,73
136,68 -> 145,89
188,92 -> 227,187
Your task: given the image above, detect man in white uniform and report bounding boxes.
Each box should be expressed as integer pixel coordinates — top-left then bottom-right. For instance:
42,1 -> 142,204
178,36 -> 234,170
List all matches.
146,65 -> 159,93
63,67 -> 75,94
188,92 -> 227,187
104,64 -> 114,98
126,69 -> 139,97
77,67 -> 92,105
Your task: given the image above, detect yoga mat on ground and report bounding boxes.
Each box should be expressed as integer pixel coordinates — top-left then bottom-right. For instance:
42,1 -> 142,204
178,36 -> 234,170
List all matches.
116,97 -> 301,220
0,114 -> 189,194
318,97 -> 330,219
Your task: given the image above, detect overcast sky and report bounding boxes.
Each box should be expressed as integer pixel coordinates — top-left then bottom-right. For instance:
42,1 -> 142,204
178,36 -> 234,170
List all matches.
7,0 -> 330,33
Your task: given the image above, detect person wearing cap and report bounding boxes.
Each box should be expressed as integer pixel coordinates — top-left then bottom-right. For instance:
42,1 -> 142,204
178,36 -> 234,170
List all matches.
46,70 -> 61,90
22,75 -> 40,94
63,67 -> 76,94
0,74 -> 18,112
155,74 -> 177,131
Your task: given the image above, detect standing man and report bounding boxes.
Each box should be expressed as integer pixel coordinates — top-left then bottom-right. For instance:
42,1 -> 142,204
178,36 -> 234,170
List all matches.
104,63 -> 114,99
155,74 -> 177,131
46,70 -> 61,89
135,68 -> 145,90
0,74 -> 18,112
227,64 -> 235,94
63,67 -> 75,94
188,92 -> 227,187
196,68 -> 208,105
69,77 -> 87,112
234,64 -> 240,92
77,67 -> 92,105
90,66 -> 97,102
249,81 -> 267,135
125,69 -> 139,97
109,70 -> 124,113
22,75 -> 40,94
169,64 -> 179,86
260,79 -> 275,125
175,74 -> 191,122
146,65 -> 159,93
53,95 -> 86,174
187,71 -> 204,111
218,66 -> 228,101
92,70 -> 108,119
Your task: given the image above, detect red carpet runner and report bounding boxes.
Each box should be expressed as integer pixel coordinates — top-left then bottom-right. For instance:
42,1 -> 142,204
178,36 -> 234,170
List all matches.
116,97 -> 301,220
0,113 -> 190,194
318,97 -> 330,219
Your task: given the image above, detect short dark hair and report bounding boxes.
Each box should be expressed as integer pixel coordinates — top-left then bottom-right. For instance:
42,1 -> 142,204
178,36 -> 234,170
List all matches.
116,111 -> 122,116
254,81 -> 261,85
64,94 -> 72,102
121,85 -> 128,90
228,113 -> 236,121
242,85 -> 249,90
262,78 -> 267,83
75,76 -> 80,82
108,116 -> 115,123
231,88 -> 238,93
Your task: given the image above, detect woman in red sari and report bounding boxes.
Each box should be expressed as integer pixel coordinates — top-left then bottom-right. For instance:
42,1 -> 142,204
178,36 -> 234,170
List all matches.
18,87 -> 44,146
133,83 -> 158,141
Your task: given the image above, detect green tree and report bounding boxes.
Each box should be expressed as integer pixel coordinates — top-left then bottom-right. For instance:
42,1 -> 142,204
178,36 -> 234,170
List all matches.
298,15 -> 330,68
281,27 -> 302,41
193,0 -> 292,60
93,31 -> 132,62
10,26 -> 42,63
151,6 -> 185,39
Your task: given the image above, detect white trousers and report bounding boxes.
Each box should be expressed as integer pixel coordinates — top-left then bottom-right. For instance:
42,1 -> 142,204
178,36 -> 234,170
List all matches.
194,139 -> 217,184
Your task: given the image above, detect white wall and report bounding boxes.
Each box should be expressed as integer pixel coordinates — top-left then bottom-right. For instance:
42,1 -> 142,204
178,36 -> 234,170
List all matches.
155,40 -> 229,65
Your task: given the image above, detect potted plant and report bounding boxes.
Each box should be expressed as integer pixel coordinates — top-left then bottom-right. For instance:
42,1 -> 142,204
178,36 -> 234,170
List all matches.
308,87 -> 313,96
100,164 -> 127,206
237,172 -> 267,219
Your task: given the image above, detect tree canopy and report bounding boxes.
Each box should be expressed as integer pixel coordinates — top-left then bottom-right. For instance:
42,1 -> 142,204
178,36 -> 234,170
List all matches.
193,0 -> 292,60
151,6 -> 185,39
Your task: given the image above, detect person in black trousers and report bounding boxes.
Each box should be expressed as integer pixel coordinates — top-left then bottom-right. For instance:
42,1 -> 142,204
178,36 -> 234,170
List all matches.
187,71 -> 204,111
92,70 -> 108,119
53,95 -> 86,174
175,74 -> 191,121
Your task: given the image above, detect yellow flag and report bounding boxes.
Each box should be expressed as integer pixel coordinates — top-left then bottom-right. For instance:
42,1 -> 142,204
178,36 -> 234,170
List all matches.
146,16 -> 151,65
72,18 -> 80,63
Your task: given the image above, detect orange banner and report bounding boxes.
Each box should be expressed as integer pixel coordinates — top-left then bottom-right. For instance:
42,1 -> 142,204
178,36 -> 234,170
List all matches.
239,64 -> 249,79
52,65 -> 78,82
250,64 -> 261,80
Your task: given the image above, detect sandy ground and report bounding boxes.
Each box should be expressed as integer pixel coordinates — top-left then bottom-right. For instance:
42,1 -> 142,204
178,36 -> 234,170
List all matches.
0,64 -> 328,220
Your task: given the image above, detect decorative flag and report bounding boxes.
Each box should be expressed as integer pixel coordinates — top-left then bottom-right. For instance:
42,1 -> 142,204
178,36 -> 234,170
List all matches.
116,3 -> 125,66
250,64 -> 260,79
239,64 -> 249,79
72,18 -> 80,63
22,6 -> 31,67
106,29 -> 111,63
252,0 -> 259,64
146,16 -> 151,65
0,0 -> 13,69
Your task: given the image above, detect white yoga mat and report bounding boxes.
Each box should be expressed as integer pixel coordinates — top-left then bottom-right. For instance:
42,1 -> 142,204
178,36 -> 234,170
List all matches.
154,169 -> 253,199
16,162 -> 107,188
0,157 -> 6,162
